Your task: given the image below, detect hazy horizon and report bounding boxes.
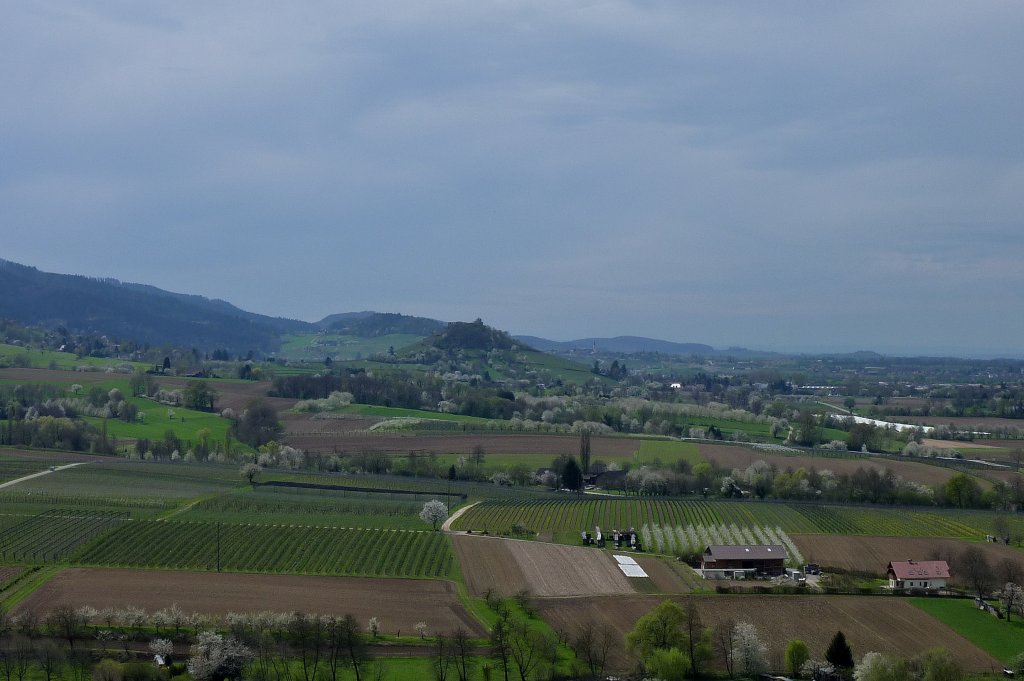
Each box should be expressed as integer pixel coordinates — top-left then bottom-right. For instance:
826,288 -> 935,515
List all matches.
3,3 -> 1022,358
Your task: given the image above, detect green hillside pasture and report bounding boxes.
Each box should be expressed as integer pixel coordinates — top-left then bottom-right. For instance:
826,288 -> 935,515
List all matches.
179,486 -> 434,529
84,398 -> 235,451
279,333 -> 423,362
451,498 -> 1007,540
911,597 -> 1024,663
516,350 -> 616,387
0,509 -> 128,562
0,344 -> 146,371
636,440 -> 704,466
0,462 -> 241,517
76,521 -> 454,578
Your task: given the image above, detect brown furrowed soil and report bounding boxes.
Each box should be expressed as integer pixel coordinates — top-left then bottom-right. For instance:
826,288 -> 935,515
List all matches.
536,594 -> 1000,672
920,438 -> 996,450
698,444 -> 976,487
0,368 -> 114,384
0,448 -> 121,463
281,412 -> 384,436
15,568 -> 485,636
632,556 -> 698,593
285,431 -> 641,458
793,534 -> 1024,581
0,565 -> 25,588
452,534 -> 635,598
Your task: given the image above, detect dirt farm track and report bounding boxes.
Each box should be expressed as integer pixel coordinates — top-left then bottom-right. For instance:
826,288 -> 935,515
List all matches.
537,594 -> 1000,672
15,568 -> 486,637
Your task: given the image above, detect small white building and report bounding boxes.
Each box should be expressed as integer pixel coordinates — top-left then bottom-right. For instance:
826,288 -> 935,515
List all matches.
887,560 -> 949,590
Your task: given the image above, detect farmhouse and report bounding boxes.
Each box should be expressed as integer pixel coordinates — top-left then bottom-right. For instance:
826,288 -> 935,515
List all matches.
887,560 -> 949,590
701,544 -> 787,579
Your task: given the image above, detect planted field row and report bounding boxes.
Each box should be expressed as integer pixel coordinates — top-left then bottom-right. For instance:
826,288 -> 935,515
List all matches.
0,490 -> 176,513
75,521 -> 454,578
0,509 -> 128,561
451,498 -> 997,539
181,489 -> 429,529
452,499 -> 812,534
18,462 -> 241,497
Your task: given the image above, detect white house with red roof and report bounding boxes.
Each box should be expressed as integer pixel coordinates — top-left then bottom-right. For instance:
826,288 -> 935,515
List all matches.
887,559 -> 950,590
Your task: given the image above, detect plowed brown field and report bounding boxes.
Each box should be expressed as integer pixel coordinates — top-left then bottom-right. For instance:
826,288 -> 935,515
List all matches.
793,534 -> 1024,581
536,594 -> 1000,672
698,444 -> 977,487
15,568 -> 485,636
0,566 -> 25,588
453,535 -> 635,597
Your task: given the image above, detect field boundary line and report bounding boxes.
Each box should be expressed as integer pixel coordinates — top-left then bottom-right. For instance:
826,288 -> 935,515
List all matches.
156,493 -> 223,521
0,462 -> 90,490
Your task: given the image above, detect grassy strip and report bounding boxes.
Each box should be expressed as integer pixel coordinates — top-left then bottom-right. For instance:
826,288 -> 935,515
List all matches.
910,597 -> 1024,663
0,565 -> 61,610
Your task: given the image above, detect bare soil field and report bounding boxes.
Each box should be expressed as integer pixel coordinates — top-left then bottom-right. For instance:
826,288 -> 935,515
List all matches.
699,444 -> 974,487
15,568 -> 485,636
536,594 -> 1000,672
0,368 -> 115,384
154,378 -> 296,414
892,415 -> 1023,430
920,438 -> 996,450
977,440 -> 1024,451
0,448 -> 121,463
793,535 -> 1024,581
282,412 -> 383,436
632,556 -> 696,593
452,535 -> 635,598
0,566 -> 25,588
286,432 -> 641,458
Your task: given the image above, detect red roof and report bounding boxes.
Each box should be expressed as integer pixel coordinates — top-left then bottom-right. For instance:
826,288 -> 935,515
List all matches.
887,560 -> 950,580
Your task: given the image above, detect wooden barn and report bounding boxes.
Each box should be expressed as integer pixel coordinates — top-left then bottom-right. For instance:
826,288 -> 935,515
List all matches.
701,544 -> 787,579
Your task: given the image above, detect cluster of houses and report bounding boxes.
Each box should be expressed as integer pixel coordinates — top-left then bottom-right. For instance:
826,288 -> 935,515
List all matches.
695,544 -> 951,591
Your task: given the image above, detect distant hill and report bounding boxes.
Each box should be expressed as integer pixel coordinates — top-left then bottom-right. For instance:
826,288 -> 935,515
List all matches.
324,312 -> 445,338
316,311 -> 377,328
0,259 -> 315,352
516,335 -> 715,356
428,319 -> 530,352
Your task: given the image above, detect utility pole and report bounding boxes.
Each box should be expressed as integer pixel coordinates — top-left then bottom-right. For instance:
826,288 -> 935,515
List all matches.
216,522 -> 222,573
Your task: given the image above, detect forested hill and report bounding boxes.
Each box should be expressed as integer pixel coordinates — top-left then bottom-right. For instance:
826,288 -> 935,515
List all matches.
0,259 -> 315,352
428,319 -> 531,352
324,312 -> 445,337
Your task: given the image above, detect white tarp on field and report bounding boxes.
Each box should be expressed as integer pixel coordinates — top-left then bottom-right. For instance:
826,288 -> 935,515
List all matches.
614,555 -> 638,565
618,564 -> 649,578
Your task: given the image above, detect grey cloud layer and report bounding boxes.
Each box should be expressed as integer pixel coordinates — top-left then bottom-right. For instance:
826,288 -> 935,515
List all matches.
2,2 -> 1022,355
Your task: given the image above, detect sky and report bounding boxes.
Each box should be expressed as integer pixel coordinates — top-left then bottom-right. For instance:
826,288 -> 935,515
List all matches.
2,2 -> 1023,357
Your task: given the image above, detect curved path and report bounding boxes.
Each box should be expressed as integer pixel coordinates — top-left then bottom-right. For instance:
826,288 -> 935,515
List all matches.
0,462 -> 90,490
441,500 -> 480,532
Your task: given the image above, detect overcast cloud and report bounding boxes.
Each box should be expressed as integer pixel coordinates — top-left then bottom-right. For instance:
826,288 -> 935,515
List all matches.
2,2 -> 1022,356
